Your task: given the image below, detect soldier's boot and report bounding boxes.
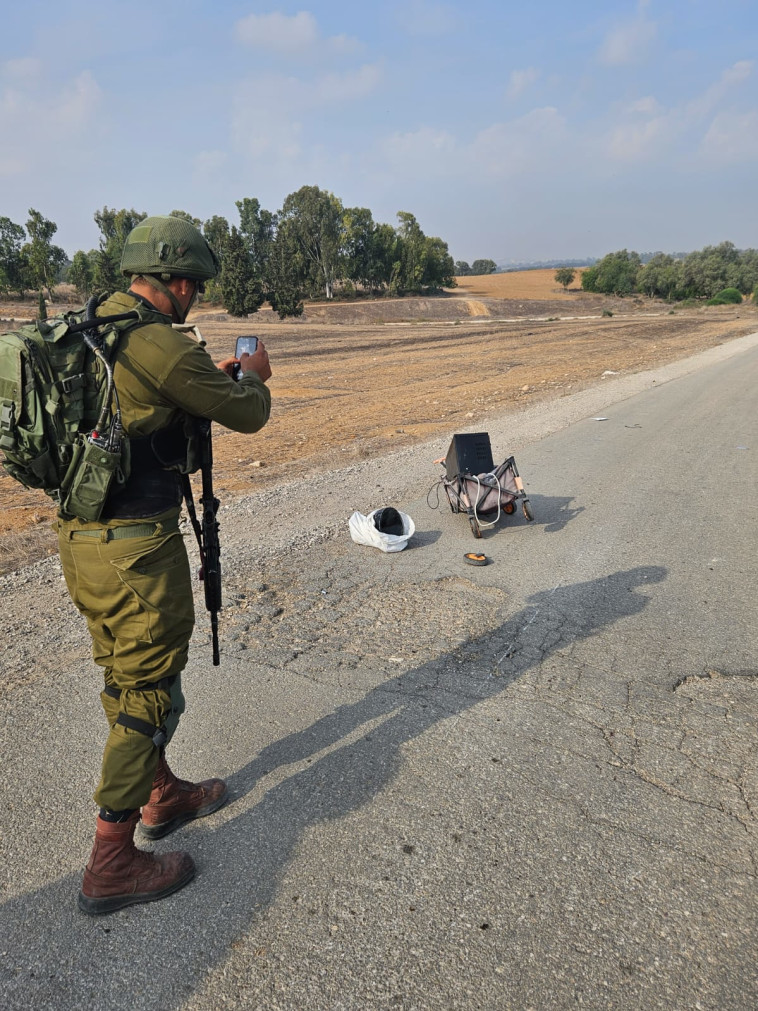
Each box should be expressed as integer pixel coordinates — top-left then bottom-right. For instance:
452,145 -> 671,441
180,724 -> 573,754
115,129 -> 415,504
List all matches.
78,811 -> 195,916
140,753 -> 228,840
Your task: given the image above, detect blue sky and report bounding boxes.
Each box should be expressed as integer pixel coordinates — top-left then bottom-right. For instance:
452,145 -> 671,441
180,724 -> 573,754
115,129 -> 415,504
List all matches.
2,0 -> 756,264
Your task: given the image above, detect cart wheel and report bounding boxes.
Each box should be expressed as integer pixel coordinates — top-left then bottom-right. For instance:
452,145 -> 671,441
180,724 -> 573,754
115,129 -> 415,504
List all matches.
504,501 -> 515,515
469,516 -> 482,538
522,499 -> 534,522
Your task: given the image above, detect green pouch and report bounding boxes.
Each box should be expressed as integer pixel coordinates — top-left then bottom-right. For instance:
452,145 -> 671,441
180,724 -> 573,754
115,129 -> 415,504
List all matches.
61,436 -> 122,522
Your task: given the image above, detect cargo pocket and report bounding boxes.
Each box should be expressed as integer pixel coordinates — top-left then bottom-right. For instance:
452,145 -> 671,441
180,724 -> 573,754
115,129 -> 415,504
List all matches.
109,533 -> 193,644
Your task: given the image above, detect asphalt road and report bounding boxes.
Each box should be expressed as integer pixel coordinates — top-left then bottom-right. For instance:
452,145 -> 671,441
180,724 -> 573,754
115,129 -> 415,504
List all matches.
1,335 -> 757,1010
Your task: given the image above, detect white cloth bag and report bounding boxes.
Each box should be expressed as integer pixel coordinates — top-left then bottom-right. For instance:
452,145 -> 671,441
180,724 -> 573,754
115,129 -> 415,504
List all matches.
349,509 -> 415,552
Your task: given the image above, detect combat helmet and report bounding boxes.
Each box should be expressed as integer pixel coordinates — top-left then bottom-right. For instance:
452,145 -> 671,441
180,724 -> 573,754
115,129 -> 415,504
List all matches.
121,215 -> 219,281
121,215 -> 219,321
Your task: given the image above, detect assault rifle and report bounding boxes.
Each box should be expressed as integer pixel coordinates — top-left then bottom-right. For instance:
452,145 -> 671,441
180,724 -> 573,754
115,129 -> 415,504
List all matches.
182,418 -> 221,666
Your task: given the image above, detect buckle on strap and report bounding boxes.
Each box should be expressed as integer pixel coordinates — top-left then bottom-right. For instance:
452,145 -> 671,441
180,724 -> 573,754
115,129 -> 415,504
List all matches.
115,712 -> 167,748
58,374 -> 86,395
0,402 -> 14,431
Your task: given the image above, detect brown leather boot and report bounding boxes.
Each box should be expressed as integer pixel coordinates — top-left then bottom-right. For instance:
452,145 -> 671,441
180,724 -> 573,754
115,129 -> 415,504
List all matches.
78,812 -> 195,915
140,753 -> 228,840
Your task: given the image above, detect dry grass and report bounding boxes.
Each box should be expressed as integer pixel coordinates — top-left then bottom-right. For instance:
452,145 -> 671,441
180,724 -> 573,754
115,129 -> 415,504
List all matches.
452,267 -> 587,300
0,522 -> 58,576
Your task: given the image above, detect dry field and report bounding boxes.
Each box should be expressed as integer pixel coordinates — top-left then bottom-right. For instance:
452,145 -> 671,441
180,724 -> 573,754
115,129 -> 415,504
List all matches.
1,271 -> 756,573
451,267 -> 587,300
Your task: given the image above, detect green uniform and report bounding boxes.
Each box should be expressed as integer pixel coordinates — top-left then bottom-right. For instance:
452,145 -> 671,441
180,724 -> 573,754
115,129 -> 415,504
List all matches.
57,292 -> 270,811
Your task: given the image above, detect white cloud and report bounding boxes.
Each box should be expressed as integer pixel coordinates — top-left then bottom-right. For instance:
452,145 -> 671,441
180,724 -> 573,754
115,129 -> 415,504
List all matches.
0,70 -> 101,175
193,149 -> 228,180
605,60 -> 755,165
230,64 -> 381,167
55,71 -> 101,130
506,68 -> 540,100
599,7 -> 657,66
2,58 -> 43,81
626,96 -> 663,116
382,126 -> 457,168
310,64 -> 381,104
375,107 -> 567,183
469,107 -> 567,177
700,111 -> 758,165
235,11 -> 360,57
607,115 -> 669,161
686,60 -> 753,119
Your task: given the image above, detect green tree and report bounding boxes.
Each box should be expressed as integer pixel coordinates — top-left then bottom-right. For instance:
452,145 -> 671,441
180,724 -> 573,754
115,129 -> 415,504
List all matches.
93,206 -> 147,293
267,223 -> 305,318
219,225 -> 264,317
0,216 -> 29,297
471,258 -> 496,275
580,249 -> 641,295
236,197 -> 276,286
370,223 -> 401,293
422,235 -> 456,289
91,247 -> 120,296
203,216 -> 231,258
637,254 -> 683,300
733,248 -> 758,294
580,265 -> 599,292
394,212 -> 454,292
342,206 -> 377,290
68,250 -> 94,300
395,211 -> 426,293
37,290 -> 47,320
679,241 -> 755,298
340,207 -> 401,294
455,260 -> 471,275
202,215 -> 231,303
278,186 -> 344,299
554,267 -> 576,291
169,209 -> 203,227
23,209 -> 67,301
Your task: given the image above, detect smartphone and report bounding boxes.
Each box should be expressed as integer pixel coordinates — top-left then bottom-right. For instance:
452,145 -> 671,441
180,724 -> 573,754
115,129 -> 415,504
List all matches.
235,336 -> 259,358
233,336 -> 259,380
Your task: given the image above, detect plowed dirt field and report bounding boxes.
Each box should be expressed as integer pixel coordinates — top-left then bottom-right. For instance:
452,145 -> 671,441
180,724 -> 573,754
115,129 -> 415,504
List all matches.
1,270 -> 756,573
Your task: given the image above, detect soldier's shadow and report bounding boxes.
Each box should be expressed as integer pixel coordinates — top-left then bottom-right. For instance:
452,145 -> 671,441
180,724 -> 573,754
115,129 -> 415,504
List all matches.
0,565 -> 665,1011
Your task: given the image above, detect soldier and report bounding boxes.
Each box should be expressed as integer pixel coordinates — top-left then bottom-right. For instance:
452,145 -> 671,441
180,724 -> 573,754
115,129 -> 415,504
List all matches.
56,216 -> 272,914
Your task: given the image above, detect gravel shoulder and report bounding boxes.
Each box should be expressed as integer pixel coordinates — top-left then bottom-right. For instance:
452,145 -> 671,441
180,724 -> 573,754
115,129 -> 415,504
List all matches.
3,327 -> 757,697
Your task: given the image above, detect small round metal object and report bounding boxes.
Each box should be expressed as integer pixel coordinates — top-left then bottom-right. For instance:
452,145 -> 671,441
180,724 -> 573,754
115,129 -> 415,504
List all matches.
464,552 -> 489,566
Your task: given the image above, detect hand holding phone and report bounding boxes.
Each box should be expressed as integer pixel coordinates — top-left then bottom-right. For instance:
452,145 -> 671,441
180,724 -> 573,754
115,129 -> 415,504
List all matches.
232,336 -> 259,380
236,336 -> 259,357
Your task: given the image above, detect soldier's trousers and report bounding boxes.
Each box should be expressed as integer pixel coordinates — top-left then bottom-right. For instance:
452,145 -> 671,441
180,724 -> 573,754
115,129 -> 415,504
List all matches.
57,513 -> 194,811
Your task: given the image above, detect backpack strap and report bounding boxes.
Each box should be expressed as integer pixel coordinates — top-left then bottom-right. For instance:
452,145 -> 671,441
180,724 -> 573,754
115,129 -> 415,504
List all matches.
66,311 -> 140,336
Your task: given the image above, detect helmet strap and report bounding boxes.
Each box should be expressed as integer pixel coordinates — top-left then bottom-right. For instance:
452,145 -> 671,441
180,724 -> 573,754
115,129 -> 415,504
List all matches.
138,274 -> 189,323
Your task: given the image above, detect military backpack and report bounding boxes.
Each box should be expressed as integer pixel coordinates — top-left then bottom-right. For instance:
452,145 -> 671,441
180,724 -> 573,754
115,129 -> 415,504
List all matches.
0,296 -> 162,521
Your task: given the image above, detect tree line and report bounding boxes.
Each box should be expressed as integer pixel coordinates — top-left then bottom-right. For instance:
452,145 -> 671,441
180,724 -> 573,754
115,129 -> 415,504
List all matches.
0,188 -> 476,318
580,242 -> 758,302
454,259 -> 497,276
0,210 -> 68,303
